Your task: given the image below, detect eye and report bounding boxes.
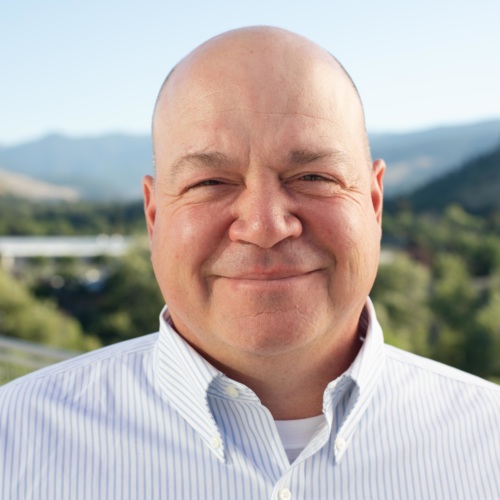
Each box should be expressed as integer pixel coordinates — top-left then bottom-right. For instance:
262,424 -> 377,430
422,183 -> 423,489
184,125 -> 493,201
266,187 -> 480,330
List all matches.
287,172 -> 343,197
299,174 -> 331,182
181,177 -> 238,199
189,179 -> 224,189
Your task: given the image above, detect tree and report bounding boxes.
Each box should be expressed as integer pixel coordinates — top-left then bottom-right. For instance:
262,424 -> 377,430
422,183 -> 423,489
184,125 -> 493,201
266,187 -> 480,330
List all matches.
0,267 -> 99,351
87,239 -> 165,345
429,253 -> 486,374
371,253 -> 432,356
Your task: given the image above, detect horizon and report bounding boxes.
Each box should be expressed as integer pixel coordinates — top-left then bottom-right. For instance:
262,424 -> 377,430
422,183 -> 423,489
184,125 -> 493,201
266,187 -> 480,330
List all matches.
2,115 -> 500,149
2,0 -> 500,145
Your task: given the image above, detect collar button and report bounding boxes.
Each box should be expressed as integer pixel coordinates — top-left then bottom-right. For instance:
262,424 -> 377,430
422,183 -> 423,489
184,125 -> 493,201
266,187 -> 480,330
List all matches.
335,436 -> 346,452
210,436 -> 221,449
225,385 -> 239,398
278,487 -> 292,500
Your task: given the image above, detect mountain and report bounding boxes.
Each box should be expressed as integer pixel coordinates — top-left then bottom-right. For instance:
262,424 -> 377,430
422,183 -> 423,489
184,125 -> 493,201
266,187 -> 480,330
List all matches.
0,119 -> 499,200
0,134 -> 152,200
389,143 -> 500,214
0,168 -> 80,201
370,119 -> 500,196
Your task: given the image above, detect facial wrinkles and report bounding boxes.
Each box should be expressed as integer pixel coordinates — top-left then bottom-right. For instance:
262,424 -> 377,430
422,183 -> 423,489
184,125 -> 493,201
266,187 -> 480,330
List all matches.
157,62 -> 368,174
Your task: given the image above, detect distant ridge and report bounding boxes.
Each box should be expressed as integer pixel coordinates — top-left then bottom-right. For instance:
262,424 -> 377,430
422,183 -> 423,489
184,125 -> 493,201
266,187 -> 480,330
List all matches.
0,168 -> 80,201
0,133 -> 151,200
0,119 -> 499,200
370,119 -> 500,196
389,143 -> 500,214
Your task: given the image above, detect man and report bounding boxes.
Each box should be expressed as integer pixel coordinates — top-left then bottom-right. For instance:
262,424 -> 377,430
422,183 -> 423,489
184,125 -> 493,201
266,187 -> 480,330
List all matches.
1,27 -> 498,500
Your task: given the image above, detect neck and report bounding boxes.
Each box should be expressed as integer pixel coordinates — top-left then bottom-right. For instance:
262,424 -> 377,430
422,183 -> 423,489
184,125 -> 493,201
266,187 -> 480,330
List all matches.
207,320 -> 364,419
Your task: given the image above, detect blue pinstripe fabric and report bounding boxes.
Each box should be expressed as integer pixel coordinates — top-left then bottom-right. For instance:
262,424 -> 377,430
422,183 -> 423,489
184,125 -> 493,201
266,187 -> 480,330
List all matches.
1,299 -> 499,499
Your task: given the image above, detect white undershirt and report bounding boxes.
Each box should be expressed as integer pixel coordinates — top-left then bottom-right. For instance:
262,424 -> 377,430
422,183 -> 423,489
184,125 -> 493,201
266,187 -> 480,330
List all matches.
275,414 -> 326,462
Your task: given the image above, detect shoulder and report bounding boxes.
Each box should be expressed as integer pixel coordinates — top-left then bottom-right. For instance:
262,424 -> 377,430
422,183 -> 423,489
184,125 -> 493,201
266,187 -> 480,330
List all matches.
382,343 -> 500,404
0,333 -> 159,406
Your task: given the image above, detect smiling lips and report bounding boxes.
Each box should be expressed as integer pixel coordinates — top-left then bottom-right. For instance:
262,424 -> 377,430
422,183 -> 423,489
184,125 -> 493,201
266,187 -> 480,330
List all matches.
219,269 -> 321,281
209,249 -> 330,284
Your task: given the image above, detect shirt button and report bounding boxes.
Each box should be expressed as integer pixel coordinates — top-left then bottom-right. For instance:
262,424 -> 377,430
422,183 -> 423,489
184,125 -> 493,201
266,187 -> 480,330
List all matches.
225,385 -> 239,398
278,487 -> 291,500
335,436 -> 346,452
210,436 -> 221,449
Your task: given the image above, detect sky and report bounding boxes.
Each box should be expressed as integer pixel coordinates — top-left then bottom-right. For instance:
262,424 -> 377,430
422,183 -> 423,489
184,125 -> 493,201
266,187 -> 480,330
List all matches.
1,0 -> 499,145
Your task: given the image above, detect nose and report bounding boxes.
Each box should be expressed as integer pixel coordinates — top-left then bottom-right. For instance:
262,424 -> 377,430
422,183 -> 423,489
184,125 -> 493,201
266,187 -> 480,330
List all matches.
228,180 -> 302,248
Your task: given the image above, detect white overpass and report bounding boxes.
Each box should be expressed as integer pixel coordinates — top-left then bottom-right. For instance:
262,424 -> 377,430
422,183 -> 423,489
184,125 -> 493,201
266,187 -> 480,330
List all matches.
0,235 -> 131,270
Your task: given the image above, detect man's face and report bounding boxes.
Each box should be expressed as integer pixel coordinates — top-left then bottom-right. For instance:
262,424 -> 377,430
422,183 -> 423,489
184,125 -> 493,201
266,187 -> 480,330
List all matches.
144,37 -> 384,369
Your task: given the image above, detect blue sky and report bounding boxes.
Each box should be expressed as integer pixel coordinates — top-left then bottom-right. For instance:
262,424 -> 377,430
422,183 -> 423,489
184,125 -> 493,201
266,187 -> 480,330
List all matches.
2,0 -> 499,145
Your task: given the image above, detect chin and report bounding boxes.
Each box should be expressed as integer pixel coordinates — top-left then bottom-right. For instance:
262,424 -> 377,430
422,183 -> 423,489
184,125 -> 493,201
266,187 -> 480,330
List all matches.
216,307 -> 323,355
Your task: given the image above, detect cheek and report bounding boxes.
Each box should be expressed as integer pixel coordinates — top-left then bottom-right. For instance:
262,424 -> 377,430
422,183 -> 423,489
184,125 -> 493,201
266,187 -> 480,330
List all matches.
152,206 -> 229,283
337,206 -> 381,288
310,204 -> 360,253
309,202 -> 379,276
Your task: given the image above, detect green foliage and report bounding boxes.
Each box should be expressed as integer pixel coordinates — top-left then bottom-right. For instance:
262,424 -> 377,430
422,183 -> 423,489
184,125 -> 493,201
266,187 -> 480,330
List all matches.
87,240 -> 165,344
31,238 -> 165,346
431,253 -> 477,327
372,254 -> 432,356
383,205 -> 500,275
475,279 -> 500,376
0,267 -> 100,351
0,196 -> 145,236
428,254 -> 479,371
379,206 -> 500,380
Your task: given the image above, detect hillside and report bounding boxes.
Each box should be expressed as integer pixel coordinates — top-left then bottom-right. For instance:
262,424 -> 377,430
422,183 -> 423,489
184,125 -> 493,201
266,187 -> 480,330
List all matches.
0,168 -> 80,201
389,144 -> 500,214
370,119 -> 500,196
0,119 -> 499,200
0,134 -> 151,200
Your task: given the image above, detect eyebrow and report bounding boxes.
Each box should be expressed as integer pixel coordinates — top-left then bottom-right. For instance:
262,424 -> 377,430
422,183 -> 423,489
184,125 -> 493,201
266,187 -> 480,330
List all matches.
168,151 -> 232,182
167,147 -> 348,182
288,148 -> 348,165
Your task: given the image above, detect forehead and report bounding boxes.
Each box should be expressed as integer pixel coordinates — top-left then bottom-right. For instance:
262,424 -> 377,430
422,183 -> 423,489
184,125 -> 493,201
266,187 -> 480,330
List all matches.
155,106 -> 362,181
159,50 -> 355,121
153,38 -> 367,169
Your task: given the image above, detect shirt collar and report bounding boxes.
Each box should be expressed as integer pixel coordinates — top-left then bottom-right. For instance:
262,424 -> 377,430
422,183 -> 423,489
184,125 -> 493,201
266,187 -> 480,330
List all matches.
154,298 -> 385,463
154,308 -> 226,460
321,297 -> 386,462
342,297 -> 386,390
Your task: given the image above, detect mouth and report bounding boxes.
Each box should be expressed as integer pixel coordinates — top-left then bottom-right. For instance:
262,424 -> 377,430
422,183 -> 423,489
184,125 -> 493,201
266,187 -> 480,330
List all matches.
217,269 -> 322,282
210,269 -> 325,296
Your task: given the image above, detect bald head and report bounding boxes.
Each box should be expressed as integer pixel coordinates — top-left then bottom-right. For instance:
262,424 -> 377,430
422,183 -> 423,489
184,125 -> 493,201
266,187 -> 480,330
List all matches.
152,26 -> 371,168
155,27 -> 362,106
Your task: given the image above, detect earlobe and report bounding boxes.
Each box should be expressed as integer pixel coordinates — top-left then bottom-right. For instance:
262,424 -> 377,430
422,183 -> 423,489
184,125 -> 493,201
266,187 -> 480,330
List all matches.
371,159 -> 385,225
142,175 -> 156,240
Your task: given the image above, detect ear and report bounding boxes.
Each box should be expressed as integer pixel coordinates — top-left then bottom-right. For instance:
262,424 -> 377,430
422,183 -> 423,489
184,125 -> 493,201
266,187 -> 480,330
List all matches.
371,159 -> 385,225
142,175 -> 156,241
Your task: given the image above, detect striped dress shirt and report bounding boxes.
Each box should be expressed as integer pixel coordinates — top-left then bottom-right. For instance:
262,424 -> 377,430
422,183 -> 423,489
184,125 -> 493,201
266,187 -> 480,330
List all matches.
1,299 -> 499,499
